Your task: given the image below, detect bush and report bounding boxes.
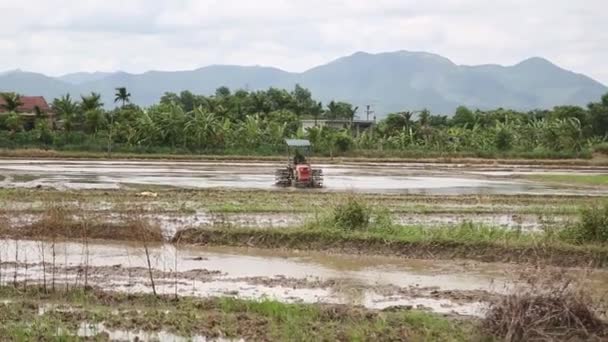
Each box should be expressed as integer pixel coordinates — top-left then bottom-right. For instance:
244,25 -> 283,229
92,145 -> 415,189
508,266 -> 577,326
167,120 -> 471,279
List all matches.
561,204 -> 608,244
593,142 -> 608,155
333,198 -> 370,231
334,132 -> 353,152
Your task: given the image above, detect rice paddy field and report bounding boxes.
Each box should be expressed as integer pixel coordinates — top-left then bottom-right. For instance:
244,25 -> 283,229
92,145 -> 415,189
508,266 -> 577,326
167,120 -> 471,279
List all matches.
1,158 -> 607,341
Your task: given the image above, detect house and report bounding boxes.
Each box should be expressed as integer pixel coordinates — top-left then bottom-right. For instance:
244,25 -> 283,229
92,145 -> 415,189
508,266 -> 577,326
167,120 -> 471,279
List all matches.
301,119 -> 375,135
0,95 -> 54,128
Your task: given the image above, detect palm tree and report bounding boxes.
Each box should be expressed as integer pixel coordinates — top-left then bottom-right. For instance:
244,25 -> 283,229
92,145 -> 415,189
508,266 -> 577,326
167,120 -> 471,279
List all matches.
347,106 -> 359,123
418,109 -> 431,127
53,94 -> 79,132
80,92 -> 103,112
326,101 -> 339,119
114,87 -> 131,107
312,101 -> 323,126
0,93 -> 23,112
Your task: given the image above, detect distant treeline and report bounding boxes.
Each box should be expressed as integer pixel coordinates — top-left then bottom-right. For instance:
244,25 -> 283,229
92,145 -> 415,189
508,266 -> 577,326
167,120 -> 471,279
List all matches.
0,85 -> 608,158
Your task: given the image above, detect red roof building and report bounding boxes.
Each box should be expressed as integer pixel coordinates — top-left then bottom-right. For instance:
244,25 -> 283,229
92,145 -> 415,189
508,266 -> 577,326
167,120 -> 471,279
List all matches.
0,96 -> 51,114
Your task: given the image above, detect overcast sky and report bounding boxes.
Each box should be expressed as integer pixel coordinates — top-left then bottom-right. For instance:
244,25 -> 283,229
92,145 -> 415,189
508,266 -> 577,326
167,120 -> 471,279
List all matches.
1,0 -> 606,84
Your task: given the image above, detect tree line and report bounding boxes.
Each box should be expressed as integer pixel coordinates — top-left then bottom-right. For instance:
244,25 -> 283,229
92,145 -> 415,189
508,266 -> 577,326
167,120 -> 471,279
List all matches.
0,85 -> 608,158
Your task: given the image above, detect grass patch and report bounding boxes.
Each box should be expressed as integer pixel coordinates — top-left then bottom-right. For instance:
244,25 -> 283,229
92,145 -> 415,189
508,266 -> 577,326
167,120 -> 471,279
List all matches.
526,174 -> 608,186
174,221 -> 608,268
0,286 -> 480,341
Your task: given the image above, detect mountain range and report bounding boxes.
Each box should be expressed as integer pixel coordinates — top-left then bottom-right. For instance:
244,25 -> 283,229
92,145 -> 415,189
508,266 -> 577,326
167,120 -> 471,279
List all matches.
1,51 -> 606,116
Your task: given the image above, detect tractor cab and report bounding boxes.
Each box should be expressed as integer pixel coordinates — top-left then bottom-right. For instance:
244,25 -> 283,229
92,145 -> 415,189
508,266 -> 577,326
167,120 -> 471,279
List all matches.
275,139 -> 323,188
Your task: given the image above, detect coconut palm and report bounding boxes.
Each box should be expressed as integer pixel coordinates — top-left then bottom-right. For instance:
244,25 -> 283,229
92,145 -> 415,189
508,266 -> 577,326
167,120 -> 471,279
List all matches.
53,94 -> 80,132
80,92 -> 103,112
114,87 -> 131,108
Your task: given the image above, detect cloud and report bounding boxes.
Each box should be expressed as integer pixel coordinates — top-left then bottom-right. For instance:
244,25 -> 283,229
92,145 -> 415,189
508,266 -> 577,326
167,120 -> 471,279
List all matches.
0,0 -> 606,84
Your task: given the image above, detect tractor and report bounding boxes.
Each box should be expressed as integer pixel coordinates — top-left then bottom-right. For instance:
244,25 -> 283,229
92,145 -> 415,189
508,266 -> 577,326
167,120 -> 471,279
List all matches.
275,139 -> 323,188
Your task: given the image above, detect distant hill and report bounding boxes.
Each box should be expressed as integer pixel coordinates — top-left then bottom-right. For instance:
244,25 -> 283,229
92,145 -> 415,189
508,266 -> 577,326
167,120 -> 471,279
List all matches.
1,51 -> 606,116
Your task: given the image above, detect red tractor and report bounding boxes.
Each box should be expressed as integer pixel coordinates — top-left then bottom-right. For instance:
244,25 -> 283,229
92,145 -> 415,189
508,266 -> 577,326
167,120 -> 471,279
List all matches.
275,139 -> 323,188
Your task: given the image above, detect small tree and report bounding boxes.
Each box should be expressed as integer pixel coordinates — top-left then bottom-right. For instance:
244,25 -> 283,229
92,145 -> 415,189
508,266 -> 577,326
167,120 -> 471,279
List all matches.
5,113 -> 22,134
34,119 -> 53,146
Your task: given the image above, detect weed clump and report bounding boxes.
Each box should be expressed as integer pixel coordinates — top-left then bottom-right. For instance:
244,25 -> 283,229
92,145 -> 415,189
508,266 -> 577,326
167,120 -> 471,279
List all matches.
560,204 -> 608,244
332,198 -> 370,231
483,271 -> 607,341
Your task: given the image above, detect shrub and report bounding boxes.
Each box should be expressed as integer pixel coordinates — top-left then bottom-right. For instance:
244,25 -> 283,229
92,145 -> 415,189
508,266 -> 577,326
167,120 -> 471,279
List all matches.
495,128 -> 513,151
562,204 -> 608,244
333,198 -> 370,231
334,132 -> 353,152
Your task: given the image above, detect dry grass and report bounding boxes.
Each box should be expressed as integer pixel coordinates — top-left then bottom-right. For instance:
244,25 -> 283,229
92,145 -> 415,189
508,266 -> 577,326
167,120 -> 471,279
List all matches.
483,270 -> 608,341
4,205 -> 164,242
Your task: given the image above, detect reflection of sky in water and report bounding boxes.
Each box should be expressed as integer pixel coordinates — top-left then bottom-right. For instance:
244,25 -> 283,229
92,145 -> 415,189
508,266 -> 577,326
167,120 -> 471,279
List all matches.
0,159 -> 605,195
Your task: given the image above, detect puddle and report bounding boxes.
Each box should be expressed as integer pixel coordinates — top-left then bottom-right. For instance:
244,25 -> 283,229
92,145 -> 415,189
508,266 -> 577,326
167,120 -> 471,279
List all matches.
1,239 -> 607,317
0,159 -> 605,195
77,322 -> 237,342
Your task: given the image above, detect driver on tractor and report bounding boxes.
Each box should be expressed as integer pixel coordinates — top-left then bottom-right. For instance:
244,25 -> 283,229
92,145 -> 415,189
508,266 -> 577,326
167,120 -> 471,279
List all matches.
293,149 -> 306,165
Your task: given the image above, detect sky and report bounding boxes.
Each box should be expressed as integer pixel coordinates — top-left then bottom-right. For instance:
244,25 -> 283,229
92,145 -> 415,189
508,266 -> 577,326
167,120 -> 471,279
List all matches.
0,0 -> 606,84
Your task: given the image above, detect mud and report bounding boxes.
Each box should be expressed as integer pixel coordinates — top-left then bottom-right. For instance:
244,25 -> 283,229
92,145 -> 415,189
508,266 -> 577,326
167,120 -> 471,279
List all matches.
1,159 -> 606,195
0,239 -> 508,316
1,239 -> 607,317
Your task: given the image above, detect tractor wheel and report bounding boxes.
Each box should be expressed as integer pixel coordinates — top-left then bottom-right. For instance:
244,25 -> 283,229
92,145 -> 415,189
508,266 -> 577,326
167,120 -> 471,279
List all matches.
312,169 -> 324,188
274,168 -> 292,187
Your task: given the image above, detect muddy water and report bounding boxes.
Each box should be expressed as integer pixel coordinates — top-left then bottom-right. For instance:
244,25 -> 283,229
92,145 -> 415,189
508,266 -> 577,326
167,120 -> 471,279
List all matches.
77,323 -> 236,342
2,239 -> 608,317
0,159 -> 605,195
0,239 -> 503,315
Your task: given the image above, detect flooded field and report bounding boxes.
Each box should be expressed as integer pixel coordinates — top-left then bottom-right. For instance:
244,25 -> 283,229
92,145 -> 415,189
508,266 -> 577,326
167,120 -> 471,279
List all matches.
1,159 -> 607,195
2,239 -> 607,317
1,159 -> 607,340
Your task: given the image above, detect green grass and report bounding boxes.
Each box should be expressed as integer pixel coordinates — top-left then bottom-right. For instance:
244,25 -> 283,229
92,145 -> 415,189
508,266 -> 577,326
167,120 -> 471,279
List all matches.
175,221 -> 608,267
0,286 -> 481,341
527,174 -> 608,186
